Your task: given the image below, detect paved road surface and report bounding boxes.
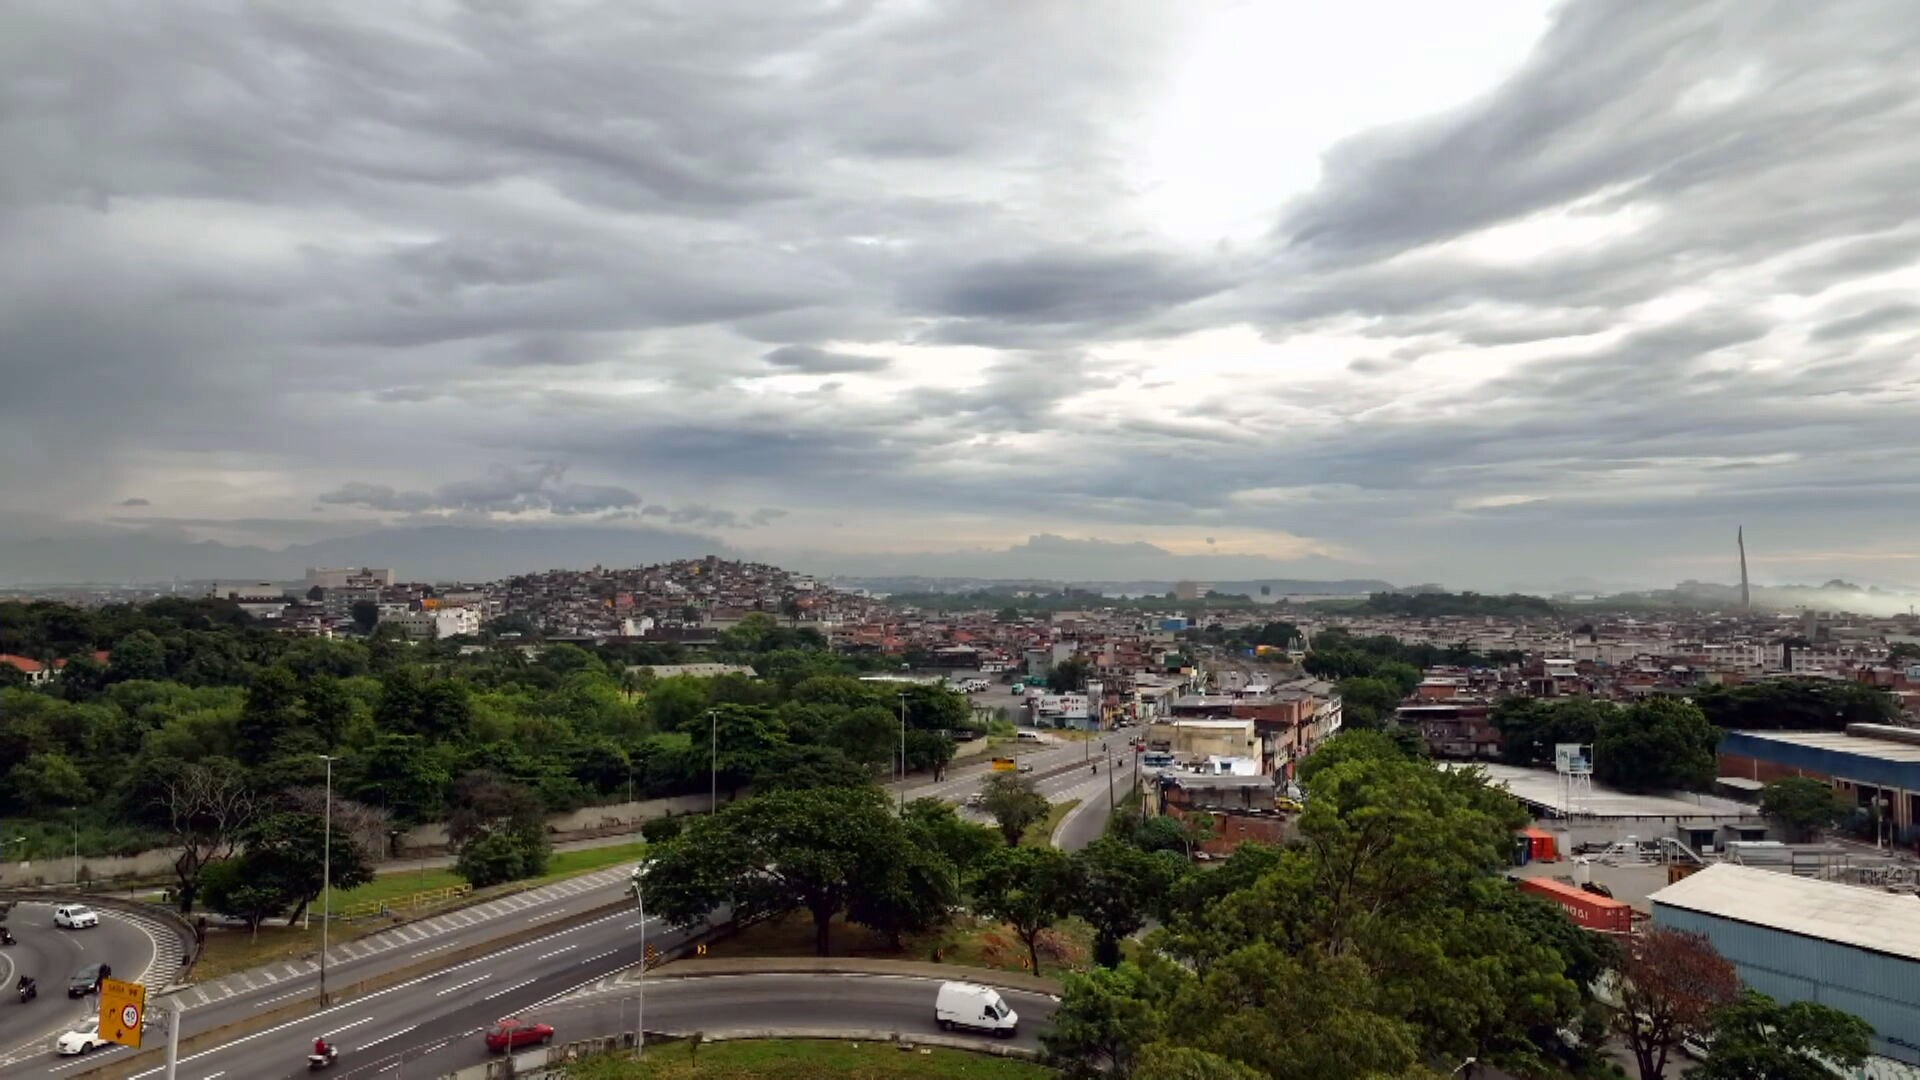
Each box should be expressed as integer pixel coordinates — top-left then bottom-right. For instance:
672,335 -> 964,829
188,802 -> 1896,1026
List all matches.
2,869 -> 640,1076
0,903 -> 166,1065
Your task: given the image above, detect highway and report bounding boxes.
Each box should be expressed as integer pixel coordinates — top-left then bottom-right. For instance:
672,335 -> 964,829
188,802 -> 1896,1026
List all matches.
0,903 -> 167,1067
1,735 -> 1107,1076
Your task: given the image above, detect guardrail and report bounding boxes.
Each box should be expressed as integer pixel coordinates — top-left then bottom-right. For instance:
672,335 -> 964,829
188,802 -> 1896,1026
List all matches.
335,883 -> 472,921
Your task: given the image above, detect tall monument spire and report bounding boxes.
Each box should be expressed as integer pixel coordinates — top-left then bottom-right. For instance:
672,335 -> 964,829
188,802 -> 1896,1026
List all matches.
1738,526 -> 1751,610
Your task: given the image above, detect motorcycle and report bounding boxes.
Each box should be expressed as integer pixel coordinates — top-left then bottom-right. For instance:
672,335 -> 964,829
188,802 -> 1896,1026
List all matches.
0,927 -> 15,946
307,1046 -> 338,1071
16,977 -> 35,1003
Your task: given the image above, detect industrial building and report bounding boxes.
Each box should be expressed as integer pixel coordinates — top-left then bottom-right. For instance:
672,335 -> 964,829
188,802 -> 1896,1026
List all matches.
1719,725 -> 1920,843
1651,864 -> 1920,1066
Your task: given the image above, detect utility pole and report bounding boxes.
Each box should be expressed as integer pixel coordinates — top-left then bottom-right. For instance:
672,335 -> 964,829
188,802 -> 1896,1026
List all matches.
319,754 -> 335,1005
708,709 -> 719,814
897,693 -> 908,814
70,811 -> 78,886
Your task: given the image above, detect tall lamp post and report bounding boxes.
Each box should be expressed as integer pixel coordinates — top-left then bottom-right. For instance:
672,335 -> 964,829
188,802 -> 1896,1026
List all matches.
707,709 -> 719,814
628,866 -> 647,1057
318,754 -> 336,1005
896,693 -> 908,814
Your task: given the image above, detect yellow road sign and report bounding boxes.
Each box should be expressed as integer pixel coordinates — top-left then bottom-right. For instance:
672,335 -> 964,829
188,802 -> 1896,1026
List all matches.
99,978 -> 145,1049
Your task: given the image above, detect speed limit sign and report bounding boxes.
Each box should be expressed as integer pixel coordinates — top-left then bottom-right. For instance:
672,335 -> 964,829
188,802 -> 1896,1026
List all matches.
100,979 -> 146,1049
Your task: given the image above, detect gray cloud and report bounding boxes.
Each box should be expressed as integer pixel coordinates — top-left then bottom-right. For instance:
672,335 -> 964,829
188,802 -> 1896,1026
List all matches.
761,345 -> 889,374
5,1 -> 1920,591
118,497 -> 150,507
318,464 -> 639,517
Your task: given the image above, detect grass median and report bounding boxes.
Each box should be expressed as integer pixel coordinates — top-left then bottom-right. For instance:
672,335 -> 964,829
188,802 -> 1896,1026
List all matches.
188,839 -> 648,980
1019,800 -> 1079,849
568,1039 -> 1051,1080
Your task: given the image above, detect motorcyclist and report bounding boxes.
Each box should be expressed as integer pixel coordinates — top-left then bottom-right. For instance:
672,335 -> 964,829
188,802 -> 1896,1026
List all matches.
16,975 -> 34,1000
313,1036 -> 334,1059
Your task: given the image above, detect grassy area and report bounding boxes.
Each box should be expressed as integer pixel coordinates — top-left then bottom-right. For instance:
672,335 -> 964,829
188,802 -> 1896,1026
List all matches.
189,840 -> 649,980
703,910 -> 1095,978
567,1040 -> 1052,1080
1021,800 -> 1079,848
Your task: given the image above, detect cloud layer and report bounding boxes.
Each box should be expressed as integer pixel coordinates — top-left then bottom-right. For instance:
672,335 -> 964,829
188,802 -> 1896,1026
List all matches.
3,1 -> 1918,588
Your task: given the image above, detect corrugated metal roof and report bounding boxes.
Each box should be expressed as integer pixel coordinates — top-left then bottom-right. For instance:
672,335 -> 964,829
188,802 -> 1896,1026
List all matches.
1734,729 -> 1920,763
1650,863 -> 1920,963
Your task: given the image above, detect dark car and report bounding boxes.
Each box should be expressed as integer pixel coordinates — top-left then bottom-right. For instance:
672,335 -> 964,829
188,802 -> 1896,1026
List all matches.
484,1017 -> 554,1053
67,963 -> 110,998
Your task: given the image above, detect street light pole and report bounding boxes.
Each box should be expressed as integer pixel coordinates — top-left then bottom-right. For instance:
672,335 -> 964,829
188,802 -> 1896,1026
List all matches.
708,709 -> 718,814
629,868 -> 647,1058
319,754 -> 335,1005
897,693 -> 908,814
70,811 -> 78,887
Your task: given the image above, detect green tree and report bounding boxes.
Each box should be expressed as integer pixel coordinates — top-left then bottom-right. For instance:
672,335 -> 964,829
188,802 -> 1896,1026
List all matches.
980,772 -> 1051,846
644,676 -> 709,733
346,733 -> 449,824
971,844 -> 1076,974
1335,676 -> 1402,731
902,798 -> 1000,881
1491,698 -> 1609,767
238,665 -> 302,764
1612,927 -> 1740,1080
7,751 -> 92,812
1050,656 -> 1093,693
1595,698 -> 1720,792
1133,1045 -> 1266,1080
243,810 -> 374,927
750,744 -> 874,793
1073,838 -> 1180,966
201,858 -> 292,939
904,728 -> 956,781
642,786 -> 916,956
1760,777 -> 1847,841
110,630 -> 169,682
447,771 -> 549,886
828,705 -> 898,768
1042,962 -> 1170,1077
1696,991 -> 1872,1080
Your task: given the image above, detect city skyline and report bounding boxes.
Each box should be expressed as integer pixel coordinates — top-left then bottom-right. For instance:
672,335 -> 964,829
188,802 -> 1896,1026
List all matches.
5,2 -> 1920,591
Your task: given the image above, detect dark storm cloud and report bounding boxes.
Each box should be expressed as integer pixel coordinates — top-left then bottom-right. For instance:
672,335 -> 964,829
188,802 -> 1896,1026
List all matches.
912,251 -> 1232,324
761,345 -> 890,375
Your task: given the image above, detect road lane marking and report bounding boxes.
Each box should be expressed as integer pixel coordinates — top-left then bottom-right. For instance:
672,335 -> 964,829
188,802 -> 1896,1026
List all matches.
123,910 -> 629,1078
487,977 -> 537,998
412,939 -> 461,958
434,974 -> 490,996
537,945 -> 575,959
322,1016 -> 373,1038
200,1072 -> 225,1079
581,949 -> 618,964
356,1023 -> 416,1051
257,987 -> 309,1008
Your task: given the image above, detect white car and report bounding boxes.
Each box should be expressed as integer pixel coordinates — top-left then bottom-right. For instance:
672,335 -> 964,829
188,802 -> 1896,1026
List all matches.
53,904 -> 99,929
55,1023 -> 110,1056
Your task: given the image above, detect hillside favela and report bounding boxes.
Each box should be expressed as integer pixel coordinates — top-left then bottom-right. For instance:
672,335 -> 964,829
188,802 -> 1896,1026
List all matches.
5,3 -> 1920,1080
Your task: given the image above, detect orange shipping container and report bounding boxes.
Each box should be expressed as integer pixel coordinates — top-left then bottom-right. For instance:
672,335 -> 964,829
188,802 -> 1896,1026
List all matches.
1520,826 -> 1558,863
1515,876 -> 1632,934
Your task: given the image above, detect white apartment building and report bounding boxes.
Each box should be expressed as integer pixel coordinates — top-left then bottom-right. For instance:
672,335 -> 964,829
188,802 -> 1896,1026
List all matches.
382,606 -> 482,640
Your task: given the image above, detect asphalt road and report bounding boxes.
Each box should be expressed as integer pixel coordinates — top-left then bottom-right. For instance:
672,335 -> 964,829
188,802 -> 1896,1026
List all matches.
0,904 -> 160,1064
1,868 -> 640,1076
1,733 -> 1103,1076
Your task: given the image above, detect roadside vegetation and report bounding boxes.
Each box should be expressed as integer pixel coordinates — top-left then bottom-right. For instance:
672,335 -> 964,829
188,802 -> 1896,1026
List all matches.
566,1040 -> 1053,1080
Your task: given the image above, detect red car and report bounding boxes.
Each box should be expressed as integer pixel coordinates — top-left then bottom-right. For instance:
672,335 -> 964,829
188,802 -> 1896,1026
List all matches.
484,1017 -> 555,1053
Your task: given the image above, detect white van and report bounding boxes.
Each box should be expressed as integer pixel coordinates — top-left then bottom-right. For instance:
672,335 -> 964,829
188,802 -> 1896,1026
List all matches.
935,981 -> 1019,1036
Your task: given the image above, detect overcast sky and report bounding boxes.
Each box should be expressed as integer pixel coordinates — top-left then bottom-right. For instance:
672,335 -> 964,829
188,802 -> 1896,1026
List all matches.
4,0 -> 1919,590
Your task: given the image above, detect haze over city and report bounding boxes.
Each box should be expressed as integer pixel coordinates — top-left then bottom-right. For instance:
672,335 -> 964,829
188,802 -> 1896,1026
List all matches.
4,1 -> 1919,592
